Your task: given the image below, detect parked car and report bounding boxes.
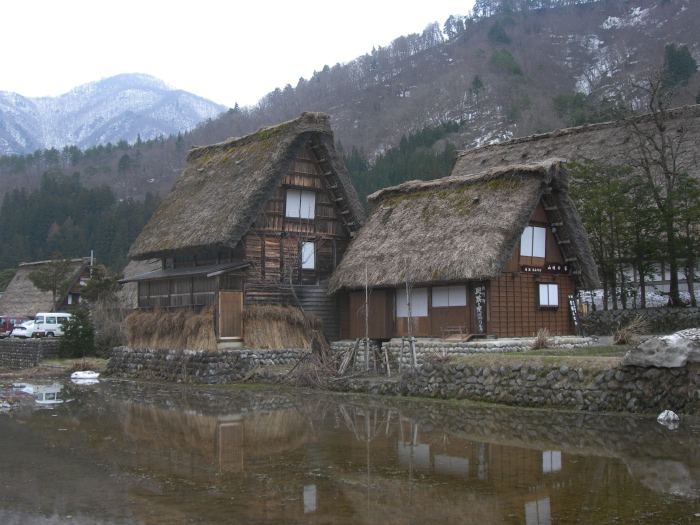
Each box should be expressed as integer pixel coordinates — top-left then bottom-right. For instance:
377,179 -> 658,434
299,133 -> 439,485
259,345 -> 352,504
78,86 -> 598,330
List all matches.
11,313 -> 72,338
10,320 -> 43,338
0,315 -> 30,337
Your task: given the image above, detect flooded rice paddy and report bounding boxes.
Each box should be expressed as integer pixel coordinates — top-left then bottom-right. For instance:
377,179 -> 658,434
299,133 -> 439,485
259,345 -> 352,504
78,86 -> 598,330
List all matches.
0,378 -> 699,524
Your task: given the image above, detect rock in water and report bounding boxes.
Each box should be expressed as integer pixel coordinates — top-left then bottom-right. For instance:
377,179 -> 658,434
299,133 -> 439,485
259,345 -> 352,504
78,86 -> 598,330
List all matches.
621,328 -> 700,368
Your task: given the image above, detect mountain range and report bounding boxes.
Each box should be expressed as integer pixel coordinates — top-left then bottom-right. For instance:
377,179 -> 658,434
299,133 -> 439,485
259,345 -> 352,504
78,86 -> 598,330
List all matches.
0,0 -> 698,201
0,73 -> 227,155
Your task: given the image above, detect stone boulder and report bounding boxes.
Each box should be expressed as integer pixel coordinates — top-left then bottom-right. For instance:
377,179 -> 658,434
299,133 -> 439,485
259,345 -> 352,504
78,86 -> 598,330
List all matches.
621,329 -> 700,368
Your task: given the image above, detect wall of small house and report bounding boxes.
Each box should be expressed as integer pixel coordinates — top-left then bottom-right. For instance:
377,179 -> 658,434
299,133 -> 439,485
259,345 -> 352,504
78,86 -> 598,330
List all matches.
489,272 -> 577,337
341,286 -> 476,340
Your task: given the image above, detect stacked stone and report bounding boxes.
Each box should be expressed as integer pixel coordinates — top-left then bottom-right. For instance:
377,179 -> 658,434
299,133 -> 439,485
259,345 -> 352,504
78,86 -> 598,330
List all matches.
107,347 -> 307,384
328,360 -> 700,414
0,339 -> 59,369
583,307 -> 700,335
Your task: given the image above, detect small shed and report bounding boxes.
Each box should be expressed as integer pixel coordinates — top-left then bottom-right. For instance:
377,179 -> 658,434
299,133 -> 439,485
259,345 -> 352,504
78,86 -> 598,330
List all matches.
124,112 -> 365,343
0,257 -> 92,317
328,160 -> 599,339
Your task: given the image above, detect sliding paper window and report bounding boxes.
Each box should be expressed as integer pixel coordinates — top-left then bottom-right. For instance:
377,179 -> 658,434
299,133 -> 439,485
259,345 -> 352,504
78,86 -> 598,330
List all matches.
521,226 -> 546,258
286,189 -> 316,219
539,283 -> 559,307
301,242 -> 315,269
396,288 -> 428,317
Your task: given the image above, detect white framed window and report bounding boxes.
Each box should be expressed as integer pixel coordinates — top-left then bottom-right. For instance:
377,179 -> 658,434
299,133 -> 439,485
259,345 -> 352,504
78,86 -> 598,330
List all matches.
432,285 -> 467,307
396,287 -> 428,317
539,283 -> 559,307
286,189 -> 316,219
521,226 -> 546,258
301,242 -> 315,269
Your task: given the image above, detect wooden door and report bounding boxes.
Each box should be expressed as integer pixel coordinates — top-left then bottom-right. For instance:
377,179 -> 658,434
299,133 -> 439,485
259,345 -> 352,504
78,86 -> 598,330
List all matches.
218,291 -> 243,339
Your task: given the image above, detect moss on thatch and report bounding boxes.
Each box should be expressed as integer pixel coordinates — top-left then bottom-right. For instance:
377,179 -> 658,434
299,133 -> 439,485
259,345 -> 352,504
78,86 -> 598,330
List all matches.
125,307 -> 216,351
329,160 -> 599,292
128,112 -> 364,261
451,104 -> 700,178
242,305 -> 327,350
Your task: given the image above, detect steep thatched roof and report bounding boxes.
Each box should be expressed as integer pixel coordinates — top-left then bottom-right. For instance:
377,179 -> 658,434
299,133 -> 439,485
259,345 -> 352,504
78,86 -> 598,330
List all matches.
453,104 -> 700,177
328,160 -> 599,292
128,112 -> 364,261
0,258 -> 90,317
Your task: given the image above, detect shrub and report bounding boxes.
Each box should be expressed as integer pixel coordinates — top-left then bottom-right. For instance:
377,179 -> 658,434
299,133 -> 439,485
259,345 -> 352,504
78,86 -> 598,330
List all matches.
58,308 -> 95,358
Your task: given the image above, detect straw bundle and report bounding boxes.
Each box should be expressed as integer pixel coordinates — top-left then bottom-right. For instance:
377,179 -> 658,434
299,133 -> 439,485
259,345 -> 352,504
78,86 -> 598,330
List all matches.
242,304 -> 327,350
125,307 -> 216,350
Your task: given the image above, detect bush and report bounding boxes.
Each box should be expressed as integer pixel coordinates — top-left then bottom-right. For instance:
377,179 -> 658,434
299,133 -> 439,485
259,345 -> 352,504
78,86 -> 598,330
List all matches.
58,308 -> 95,358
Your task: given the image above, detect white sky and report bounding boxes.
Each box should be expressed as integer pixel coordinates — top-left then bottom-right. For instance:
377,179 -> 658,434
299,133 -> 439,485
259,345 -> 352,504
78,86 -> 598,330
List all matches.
2,1 -> 475,109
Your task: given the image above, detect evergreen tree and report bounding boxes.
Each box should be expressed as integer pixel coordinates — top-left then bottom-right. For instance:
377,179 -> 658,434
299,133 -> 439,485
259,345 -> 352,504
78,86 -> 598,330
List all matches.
27,252 -> 75,311
662,44 -> 698,89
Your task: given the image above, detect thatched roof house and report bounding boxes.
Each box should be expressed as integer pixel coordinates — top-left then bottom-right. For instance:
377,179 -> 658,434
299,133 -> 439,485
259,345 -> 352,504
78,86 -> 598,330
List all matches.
129,111 -> 364,261
0,257 -> 91,317
125,112 -> 365,345
330,160 -> 598,339
330,160 -> 598,292
452,104 -> 700,178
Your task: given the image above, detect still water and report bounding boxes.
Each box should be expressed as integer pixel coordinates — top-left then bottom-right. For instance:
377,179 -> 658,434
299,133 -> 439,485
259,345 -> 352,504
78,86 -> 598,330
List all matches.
0,379 -> 699,524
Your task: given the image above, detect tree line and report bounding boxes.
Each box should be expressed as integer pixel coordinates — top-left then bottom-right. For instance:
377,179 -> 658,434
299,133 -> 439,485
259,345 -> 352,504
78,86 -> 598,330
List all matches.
0,171 -> 161,281
340,122 -> 460,206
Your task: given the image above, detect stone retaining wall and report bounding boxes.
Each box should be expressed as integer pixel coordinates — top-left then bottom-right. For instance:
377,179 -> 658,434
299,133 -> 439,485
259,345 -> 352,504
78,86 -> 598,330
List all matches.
0,339 -> 59,369
583,307 -> 700,335
331,336 -> 593,370
107,347 -> 307,384
329,360 -> 700,415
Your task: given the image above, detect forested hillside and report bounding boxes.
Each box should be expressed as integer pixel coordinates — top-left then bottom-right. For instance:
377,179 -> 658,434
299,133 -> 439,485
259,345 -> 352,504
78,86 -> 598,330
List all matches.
0,0 -> 697,204
0,0 -> 697,283
0,173 -> 160,274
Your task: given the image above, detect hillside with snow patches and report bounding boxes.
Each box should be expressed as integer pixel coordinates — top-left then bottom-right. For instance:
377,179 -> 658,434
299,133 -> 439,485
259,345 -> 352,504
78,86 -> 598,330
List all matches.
0,0 -> 697,200
0,74 -> 227,155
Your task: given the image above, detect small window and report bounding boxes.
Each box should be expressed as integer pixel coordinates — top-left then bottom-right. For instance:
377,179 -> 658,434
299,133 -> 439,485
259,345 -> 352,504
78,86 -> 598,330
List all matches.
539,283 -> 559,307
286,189 -> 316,219
396,288 -> 428,317
47,317 -> 56,324
521,226 -> 546,258
301,242 -> 315,270
432,285 -> 467,307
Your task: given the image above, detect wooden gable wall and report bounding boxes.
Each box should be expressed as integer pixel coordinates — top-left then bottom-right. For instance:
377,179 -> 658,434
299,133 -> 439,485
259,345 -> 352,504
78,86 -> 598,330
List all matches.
243,144 -> 351,289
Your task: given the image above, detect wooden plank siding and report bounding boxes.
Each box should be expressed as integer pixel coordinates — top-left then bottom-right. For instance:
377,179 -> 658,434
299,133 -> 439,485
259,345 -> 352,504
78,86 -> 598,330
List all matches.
136,142 -> 356,343
339,198 -> 579,340
489,273 -> 576,337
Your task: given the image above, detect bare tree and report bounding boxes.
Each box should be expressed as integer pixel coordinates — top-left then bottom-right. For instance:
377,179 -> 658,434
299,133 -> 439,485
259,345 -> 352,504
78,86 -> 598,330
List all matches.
623,68 -> 700,306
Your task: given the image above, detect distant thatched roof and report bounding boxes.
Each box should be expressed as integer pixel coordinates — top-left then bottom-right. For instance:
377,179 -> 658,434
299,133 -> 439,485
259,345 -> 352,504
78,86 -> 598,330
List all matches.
0,258 -> 90,317
128,112 -> 364,261
453,104 -> 700,177
328,160 -> 599,292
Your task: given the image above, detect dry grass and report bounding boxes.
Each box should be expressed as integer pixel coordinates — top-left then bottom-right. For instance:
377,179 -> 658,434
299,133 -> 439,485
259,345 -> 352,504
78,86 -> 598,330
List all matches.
125,307 -> 216,350
531,328 -> 551,350
612,316 -> 650,345
243,305 -> 327,350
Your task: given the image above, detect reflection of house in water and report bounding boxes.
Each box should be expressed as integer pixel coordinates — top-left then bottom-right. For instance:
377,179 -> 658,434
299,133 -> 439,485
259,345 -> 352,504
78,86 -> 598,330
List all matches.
113,393 -> 698,524
124,404 -> 314,477
13,383 -> 68,405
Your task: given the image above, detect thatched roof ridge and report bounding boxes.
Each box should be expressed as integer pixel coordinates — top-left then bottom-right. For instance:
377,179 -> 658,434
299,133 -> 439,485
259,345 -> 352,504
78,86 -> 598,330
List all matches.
328,160 -> 599,292
128,112 -> 364,261
453,104 -> 700,177
0,257 -> 90,317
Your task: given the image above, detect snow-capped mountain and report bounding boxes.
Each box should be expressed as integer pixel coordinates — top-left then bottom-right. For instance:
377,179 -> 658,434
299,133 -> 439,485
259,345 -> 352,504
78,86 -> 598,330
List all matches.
0,73 -> 227,155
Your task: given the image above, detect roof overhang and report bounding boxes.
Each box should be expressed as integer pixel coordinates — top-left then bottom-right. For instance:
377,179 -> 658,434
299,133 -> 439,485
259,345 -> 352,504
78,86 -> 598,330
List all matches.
119,261 -> 250,283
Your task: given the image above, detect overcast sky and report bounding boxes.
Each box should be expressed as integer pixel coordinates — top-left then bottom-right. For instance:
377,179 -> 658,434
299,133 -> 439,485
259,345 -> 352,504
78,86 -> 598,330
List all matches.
3,1 -> 475,109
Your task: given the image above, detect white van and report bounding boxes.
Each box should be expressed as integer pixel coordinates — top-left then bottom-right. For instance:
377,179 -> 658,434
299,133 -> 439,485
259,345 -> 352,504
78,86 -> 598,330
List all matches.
12,313 -> 72,338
